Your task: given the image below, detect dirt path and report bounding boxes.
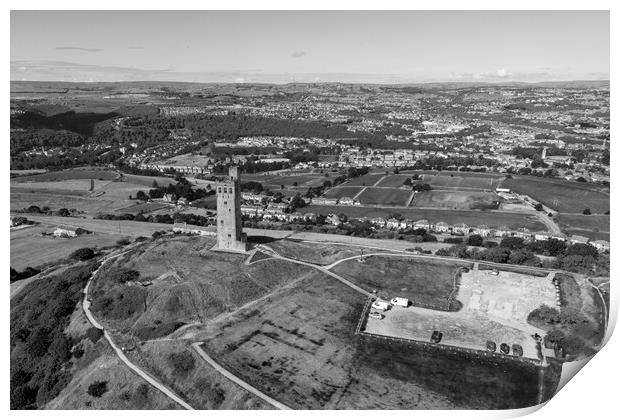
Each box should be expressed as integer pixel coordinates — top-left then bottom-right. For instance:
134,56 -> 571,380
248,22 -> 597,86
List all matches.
82,251 -> 194,410
257,244 -> 373,297
190,343 -> 291,410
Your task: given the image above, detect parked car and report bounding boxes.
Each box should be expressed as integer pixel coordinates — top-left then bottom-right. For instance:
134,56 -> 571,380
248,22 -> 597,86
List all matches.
369,311 -> 384,320
372,301 -> 390,311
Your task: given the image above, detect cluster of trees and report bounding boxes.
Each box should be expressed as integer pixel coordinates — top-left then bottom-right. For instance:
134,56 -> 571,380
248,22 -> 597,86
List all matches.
436,235 -> 608,275
95,211 -> 213,227
135,177 -> 212,202
10,266 -> 41,283
10,263 -> 96,409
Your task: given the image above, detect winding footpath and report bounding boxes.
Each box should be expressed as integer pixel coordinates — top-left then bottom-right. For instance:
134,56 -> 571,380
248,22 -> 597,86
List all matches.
82,251 -> 194,410
190,343 -> 291,410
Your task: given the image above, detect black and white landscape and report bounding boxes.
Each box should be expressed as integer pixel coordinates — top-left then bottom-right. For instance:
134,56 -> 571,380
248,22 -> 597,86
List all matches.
9,9 -> 610,411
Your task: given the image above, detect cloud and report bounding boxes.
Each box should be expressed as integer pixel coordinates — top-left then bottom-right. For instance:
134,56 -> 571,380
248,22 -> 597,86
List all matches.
55,46 -> 103,52
291,50 -> 306,59
494,68 -> 510,78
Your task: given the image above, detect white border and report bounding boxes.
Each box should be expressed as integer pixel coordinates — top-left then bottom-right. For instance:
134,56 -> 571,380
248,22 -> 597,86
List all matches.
3,2 -> 616,420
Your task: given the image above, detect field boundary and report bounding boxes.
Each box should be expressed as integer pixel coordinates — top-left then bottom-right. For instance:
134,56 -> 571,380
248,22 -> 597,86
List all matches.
356,326 -> 543,365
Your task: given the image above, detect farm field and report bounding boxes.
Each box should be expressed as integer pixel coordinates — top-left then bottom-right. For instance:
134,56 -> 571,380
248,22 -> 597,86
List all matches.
11,191 -> 128,215
303,205 -> 546,231
121,173 -> 176,188
375,174 -> 412,188
558,214 -> 610,233
322,186 -> 364,199
242,173 -> 326,189
12,168 -> 119,182
180,269 -> 559,409
11,179 -> 112,196
356,187 -> 412,206
412,190 -> 500,210
10,225 -> 124,270
427,174 -> 500,190
331,256 -> 472,310
343,174 -> 385,186
501,176 -> 609,214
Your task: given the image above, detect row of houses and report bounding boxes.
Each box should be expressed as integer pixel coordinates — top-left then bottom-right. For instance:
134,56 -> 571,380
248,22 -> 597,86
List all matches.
310,197 -> 361,206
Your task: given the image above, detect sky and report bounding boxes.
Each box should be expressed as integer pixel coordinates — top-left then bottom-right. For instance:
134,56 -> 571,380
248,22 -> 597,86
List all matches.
10,10 -> 610,84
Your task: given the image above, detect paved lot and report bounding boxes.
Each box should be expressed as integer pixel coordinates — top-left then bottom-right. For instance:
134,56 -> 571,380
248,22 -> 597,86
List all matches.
364,267 -> 557,360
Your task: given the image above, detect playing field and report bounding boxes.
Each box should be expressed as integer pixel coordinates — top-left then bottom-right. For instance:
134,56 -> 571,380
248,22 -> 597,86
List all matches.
331,255 -> 472,311
242,173 -> 326,189
558,214 -> 610,232
357,187 -> 413,206
116,202 -> 173,214
303,205 -> 546,231
412,190 -> 500,210
501,176 -> 609,214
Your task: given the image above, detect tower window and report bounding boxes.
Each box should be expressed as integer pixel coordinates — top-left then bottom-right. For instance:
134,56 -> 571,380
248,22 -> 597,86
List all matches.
223,201 -> 227,205
217,187 -> 221,193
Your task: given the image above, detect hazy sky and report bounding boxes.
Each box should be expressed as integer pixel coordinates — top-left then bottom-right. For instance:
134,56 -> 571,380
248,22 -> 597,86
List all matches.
11,10 -> 610,83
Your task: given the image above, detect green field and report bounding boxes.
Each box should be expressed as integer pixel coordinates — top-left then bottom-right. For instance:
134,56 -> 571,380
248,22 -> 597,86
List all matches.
427,174 -> 500,190
502,176 -> 609,214
343,174 -> 385,186
331,256 -> 471,310
558,214 -> 610,232
357,188 -> 412,206
375,175 -> 412,187
304,205 -> 546,231
12,169 -> 119,183
322,186 -> 364,199
412,190 -> 500,210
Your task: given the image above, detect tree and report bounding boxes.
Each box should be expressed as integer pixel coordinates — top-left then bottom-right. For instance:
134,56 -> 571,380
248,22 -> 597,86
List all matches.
534,203 -> 544,211
87,381 -> 108,398
403,178 -> 412,186
136,190 -> 148,201
582,208 -> 591,215
467,234 -> 483,247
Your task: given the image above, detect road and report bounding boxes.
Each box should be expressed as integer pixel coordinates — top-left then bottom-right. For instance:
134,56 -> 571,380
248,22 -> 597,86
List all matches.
82,251 -> 194,410
190,343 -> 291,410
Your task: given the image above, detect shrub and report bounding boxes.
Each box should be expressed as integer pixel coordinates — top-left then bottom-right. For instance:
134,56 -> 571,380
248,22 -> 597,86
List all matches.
85,327 -> 103,344
167,351 -> 195,376
87,381 -> 108,398
116,238 -> 131,246
71,248 -> 95,261
444,237 -> 463,244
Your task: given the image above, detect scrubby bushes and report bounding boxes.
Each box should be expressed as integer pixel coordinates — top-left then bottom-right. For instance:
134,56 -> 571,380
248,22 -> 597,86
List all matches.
87,381 -> 108,398
167,351 -> 195,376
10,263 -> 96,409
70,247 -> 95,261
10,266 -> 40,283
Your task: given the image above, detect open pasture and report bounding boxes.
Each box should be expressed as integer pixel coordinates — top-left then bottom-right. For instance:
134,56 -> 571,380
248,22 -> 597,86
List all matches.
356,187 -> 412,206
10,225 -> 123,270
322,186 -> 364,199
331,256 -> 471,311
412,190 -> 500,210
502,176 -> 609,214
375,175 -> 412,188
12,169 -> 119,183
427,174 -> 500,190
343,174 -> 385,187
11,179 -> 112,196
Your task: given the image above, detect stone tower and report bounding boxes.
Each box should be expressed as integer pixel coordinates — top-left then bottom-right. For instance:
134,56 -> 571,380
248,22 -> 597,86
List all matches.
214,166 -> 248,253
